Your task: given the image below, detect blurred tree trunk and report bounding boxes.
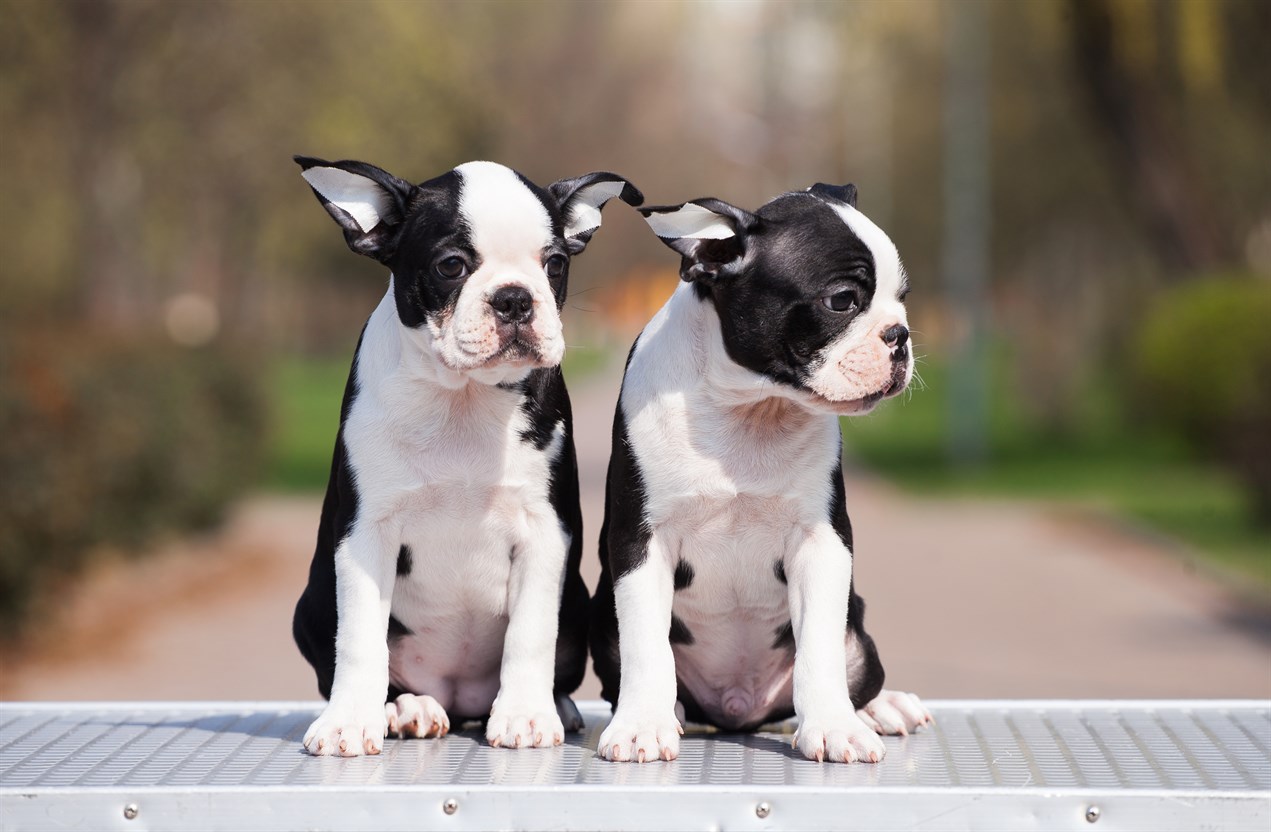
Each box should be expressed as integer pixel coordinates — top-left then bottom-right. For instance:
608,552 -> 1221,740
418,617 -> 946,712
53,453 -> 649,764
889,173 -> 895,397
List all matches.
66,1 -> 151,328
1067,0 -> 1235,274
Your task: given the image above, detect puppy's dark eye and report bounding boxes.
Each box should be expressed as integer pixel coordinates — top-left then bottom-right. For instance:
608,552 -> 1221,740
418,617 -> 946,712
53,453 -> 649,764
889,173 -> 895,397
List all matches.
435,257 -> 467,280
545,254 -> 567,279
821,289 -> 859,313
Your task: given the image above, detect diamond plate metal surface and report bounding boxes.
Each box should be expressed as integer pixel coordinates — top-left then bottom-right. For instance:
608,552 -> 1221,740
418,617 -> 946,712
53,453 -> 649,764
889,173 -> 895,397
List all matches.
2,701 -> 1268,831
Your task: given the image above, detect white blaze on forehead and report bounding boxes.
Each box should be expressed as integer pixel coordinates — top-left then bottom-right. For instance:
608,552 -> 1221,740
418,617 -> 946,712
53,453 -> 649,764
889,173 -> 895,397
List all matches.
825,202 -> 905,298
455,161 -> 554,258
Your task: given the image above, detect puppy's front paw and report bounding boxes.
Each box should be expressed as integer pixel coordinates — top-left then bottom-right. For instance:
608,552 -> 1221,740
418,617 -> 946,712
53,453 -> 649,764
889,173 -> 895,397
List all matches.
597,711 -> 682,763
794,711 -> 885,763
486,703 -> 564,749
858,689 -> 933,736
386,693 -> 450,739
303,703 -> 387,757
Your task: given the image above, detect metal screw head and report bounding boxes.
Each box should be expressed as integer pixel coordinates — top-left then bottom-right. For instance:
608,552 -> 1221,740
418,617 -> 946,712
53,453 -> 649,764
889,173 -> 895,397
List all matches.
1085,805 -> 1101,823
123,803 -> 139,820
443,798 -> 459,815
755,801 -> 771,819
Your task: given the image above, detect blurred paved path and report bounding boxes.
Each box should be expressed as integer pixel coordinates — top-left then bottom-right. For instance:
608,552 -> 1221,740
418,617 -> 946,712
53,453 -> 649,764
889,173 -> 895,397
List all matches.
5,369 -> 1269,704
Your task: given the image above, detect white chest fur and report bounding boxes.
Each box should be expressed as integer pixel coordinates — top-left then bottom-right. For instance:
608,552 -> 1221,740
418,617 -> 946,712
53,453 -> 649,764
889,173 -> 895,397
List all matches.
345,292 -> 564,716
620,285 -> 846,726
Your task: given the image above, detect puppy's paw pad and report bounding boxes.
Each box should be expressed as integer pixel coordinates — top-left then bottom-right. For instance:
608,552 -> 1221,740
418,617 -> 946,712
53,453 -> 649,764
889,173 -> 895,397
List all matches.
303,705 -> 387,757
487,706 -> 564,749
387,693 -> 450,739
860,689 -> 932,735
795,713 -> 885,764
597,713 -> 682,763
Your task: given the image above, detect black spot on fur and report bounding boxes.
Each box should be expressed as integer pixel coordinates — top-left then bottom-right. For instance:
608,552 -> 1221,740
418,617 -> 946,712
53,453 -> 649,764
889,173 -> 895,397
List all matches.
669,615 -> 695,645
772,621 -> 795,650
396,544 -> 413,576
773,559 -> 787,585
388,614 -> 411,639
674,560 -> 694,590
515,368 -> 567,451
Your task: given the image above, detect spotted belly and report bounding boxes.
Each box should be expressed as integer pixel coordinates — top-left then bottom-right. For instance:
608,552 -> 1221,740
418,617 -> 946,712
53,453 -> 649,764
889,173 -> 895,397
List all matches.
385,515 -> 516,720
669,607 -> 796,730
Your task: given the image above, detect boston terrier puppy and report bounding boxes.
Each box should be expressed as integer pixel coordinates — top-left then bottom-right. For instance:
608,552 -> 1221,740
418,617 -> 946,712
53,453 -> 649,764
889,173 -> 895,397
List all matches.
291,156 -> 641,756
590,184 -> 930,764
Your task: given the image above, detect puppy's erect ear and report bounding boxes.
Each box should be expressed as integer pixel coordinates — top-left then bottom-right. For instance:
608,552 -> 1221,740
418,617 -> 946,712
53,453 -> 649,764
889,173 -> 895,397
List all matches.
639,198 -> 761,285
295,155 -> 415,263
548,172 -> 644,255
807,182 -> 859,209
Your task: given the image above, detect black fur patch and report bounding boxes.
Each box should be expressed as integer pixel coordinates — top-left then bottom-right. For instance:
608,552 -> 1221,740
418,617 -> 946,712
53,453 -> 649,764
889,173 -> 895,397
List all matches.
603,373 -> 652,581
396,544 -> 413,576
539,368 -> 590,698
674,560 -> 695,590
386,170 -> 474,330
388,614 -> 411,638
772,620 -> 795,650
773,559 -> 787,585
291,326 -> 367,701
516,368 -> 568,450
667,193 -> 879,395
669,615 -> 695,645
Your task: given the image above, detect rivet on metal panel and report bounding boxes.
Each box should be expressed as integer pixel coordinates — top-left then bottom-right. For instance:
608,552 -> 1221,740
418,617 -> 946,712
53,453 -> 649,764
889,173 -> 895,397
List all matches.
1085,805 -> 1101,823
123,803 -> 139,820
443,798 -> 459,815
755,802 -> 771,819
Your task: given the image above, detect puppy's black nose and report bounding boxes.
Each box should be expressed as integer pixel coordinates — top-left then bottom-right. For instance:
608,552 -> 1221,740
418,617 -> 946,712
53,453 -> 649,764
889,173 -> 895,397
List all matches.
490,286 -> 534,325
883,324 -> 909,361
882,324 -> 909,348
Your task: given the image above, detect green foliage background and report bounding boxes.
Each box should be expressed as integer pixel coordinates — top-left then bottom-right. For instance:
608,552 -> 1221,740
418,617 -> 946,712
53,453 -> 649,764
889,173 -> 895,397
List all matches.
1,0 -> 1270,628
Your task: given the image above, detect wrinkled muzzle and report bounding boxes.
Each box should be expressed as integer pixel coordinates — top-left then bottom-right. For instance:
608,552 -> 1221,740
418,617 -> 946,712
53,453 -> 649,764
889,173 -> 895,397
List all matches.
431,280 -> 565,374
804,320 -> 912,414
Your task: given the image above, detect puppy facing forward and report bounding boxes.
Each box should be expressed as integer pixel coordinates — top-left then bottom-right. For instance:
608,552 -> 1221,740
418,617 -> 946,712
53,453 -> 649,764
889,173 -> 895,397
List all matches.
291,156 -> 641,756
591,183 -> 930,764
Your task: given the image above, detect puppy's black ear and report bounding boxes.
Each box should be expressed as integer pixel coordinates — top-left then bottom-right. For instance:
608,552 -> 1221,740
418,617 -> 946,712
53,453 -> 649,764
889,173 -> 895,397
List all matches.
639,198 -> 761,285
807,182 -> 858,208
548,172 -> 644,255
295,155 -> 415,263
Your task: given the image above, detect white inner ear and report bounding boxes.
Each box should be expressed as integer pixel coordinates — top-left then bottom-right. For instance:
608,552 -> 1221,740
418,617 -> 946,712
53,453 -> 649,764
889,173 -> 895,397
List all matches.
644,204 -> 736,240
564,179 -> 626,238
301,167 -> 391,233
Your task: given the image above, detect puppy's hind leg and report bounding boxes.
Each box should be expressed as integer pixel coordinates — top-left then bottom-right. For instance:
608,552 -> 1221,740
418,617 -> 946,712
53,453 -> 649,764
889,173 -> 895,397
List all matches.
555,694 -> 585,733
386,693 -> 451,739
858,690 -> 933,736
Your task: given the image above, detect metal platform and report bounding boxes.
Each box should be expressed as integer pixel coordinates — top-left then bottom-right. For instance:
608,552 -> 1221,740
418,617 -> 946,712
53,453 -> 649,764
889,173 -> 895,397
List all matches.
1,700 -> 1268,831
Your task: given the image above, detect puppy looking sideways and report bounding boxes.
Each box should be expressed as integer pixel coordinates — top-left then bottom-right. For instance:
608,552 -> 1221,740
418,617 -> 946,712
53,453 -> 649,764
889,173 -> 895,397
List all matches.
591,184 -> 931,764
291,156 -> 641,756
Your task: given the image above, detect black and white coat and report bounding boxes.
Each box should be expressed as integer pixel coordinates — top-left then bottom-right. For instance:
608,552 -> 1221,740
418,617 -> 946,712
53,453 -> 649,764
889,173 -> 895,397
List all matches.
291,157 -> 641,756
590,186 -> 932,764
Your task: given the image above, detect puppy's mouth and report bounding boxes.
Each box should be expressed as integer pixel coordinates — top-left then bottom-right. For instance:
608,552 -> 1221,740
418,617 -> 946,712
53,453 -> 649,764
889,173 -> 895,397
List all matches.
494,336 -> 542,365
484,325 -> 548,368
804,368 -> 910,415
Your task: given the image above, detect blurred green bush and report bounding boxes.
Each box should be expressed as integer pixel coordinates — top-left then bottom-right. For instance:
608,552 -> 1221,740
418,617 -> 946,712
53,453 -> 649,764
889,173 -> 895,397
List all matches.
0,331 -> 266,637
1133,276 -> 1271,524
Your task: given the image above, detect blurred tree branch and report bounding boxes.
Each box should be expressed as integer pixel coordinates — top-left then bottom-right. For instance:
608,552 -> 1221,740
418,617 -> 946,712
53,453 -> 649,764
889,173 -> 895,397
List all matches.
1066,0 -> 1235,274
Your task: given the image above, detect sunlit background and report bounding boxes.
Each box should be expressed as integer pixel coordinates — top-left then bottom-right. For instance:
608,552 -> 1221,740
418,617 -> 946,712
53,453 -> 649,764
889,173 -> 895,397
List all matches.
2,0 -> 1268,702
